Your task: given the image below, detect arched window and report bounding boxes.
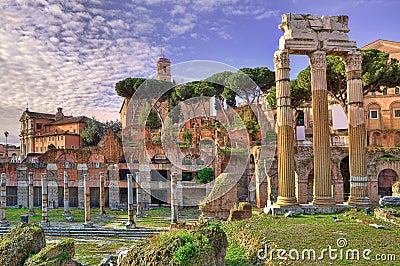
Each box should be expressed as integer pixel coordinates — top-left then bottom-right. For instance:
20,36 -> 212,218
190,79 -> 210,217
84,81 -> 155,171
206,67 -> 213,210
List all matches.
372,132 -> 381,146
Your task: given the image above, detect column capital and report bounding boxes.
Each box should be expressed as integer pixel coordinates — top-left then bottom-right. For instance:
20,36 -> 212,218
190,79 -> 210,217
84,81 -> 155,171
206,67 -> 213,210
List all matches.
344,50 -> 362,73
274,49 -> 290,69
309,50 -> 326,70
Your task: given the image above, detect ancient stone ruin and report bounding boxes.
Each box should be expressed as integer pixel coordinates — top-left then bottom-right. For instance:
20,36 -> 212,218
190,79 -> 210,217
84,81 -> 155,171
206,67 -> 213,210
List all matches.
274,14 -> 370,208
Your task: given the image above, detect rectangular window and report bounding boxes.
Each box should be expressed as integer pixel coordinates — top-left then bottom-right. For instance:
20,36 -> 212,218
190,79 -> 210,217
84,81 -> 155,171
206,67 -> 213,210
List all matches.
71,145 -> 75,149
36,123 -> 42,129
396,87 -> 400,95
370,110 -> 378,119
394,110 -> 400,118
382,88 -> 388,95
61,136 -> 64,140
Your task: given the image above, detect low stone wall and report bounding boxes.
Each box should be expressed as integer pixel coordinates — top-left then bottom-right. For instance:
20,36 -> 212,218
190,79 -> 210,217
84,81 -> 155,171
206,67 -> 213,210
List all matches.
200,173 -> 238,220
228,202 -> 252,221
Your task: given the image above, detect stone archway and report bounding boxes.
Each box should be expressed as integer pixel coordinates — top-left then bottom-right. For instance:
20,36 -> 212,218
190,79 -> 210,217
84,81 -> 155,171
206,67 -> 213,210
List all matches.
378,169 -> 398,197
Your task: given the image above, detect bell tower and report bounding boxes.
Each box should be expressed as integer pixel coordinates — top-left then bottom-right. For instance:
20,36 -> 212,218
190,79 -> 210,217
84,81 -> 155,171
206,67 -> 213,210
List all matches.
156,50 -> 171,81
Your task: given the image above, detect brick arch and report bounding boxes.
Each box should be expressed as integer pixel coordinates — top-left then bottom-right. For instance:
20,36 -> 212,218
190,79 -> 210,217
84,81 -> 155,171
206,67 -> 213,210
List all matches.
377,168 -> 399,197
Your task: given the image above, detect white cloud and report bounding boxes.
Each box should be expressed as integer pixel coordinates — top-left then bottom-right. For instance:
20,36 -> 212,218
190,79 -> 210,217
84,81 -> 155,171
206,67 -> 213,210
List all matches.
0,0 -> 279,145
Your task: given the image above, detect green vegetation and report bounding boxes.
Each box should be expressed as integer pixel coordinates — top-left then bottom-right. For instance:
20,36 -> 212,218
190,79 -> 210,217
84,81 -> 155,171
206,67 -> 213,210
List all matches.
81,118 -> 122,146
196,167 -> 214,184
182,130 -> 193,144
223,209 -> 400,265
119,221 -> 227,266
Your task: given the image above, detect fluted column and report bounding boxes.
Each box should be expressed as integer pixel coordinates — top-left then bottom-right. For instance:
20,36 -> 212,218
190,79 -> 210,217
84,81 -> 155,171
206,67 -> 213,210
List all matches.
171,172 -> 178,228
344,51 -> 371,206
63,171 -> 70,216
135,172 -> 143,218
40,173 -> 50,227
83,174 -> 93,227
274,49 -> 298,207
309,51 -> 335,206
28,172 -> 35,215
126,174 -> 135,228
99,172 -> 106,215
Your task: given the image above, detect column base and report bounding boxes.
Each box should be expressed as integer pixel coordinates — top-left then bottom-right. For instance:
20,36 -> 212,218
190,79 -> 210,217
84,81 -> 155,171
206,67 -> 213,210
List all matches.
62,211 -> 71,216
346,196 -> 371,207
312,196 -> 336,206
125,221 -> 136,229
83,221 -> 94,228
0,220 -> 10,227
27,210 -> 36,216
39,221 -> 50,227
98,211 -> 107,216
276,196 -> 298,207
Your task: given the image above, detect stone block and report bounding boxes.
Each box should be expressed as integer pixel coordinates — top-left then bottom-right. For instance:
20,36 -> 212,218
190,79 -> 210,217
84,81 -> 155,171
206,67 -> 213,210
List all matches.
0,223 -> 45,266
379,196 -> 400,207
392,182 -> 400,196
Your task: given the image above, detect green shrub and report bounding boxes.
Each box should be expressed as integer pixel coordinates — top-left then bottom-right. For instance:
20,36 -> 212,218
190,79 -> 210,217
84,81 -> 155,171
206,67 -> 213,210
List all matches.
196,168 -> 214,184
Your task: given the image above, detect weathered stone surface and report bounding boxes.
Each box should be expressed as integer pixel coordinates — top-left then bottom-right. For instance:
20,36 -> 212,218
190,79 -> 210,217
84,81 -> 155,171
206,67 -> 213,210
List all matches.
228,202 -> 252,221
379,196 -> 400,207
0,223 -> 45,266
278,14 -> 356,54
374,208 -> 399,224
392,181 -> 400,196
24,238 -> 75,266
199,173 -> 238,220
119,222 -> 228,266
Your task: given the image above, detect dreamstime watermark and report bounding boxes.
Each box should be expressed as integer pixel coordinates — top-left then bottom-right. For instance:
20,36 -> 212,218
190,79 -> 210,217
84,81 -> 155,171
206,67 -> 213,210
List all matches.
257,238 -> 397,262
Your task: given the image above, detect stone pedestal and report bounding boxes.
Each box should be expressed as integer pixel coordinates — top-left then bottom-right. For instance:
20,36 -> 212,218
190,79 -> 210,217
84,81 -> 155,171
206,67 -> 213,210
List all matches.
99,172 -> 106,215
40,173 -> 50,227
47,164 -> 59,208
344,51 -> 371,206
126,174 -> 135,229
83,174 -> 92,227
63,171 -> 70,216
309,51 -> 335,206
28,172 -> 35,215
108,165 -> 120,209
0,174 -> 9,227
17,170 -> 28,208
274,49 -> 298,207
77,164 -> 88,209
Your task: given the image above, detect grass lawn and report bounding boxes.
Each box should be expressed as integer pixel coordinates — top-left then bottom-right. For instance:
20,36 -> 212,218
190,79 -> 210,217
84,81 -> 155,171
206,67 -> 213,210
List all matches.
223,208 -> 400,265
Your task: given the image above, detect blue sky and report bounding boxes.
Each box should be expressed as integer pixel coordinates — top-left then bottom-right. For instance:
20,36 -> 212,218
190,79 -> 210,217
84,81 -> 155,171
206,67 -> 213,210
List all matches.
1,0 -> 400,144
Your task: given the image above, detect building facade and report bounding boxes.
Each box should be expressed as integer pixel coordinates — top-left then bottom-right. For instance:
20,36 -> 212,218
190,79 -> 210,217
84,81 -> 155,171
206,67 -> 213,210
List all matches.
19,107 -> 89,158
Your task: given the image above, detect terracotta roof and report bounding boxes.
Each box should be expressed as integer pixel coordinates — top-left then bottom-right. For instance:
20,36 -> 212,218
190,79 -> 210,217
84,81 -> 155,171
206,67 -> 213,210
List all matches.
24,111 -> 55,120
46,116 -> 89,125
361,39 -> 400,61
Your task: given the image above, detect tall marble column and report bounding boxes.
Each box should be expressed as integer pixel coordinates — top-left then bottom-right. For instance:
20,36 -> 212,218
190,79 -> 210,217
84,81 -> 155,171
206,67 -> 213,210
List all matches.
63,171 -> 70,216
309,51 -> 335,206
28,172 -> 35,215
99,172 -> 106,215
344,50 -> 371,206
274,49 -> 297,207
126,174 -> 135,228
0,173 -> 9,227
170,172 -> 178,228
40,173 -> 50,227
83,174 -> 93,227
135,172 -> 143,218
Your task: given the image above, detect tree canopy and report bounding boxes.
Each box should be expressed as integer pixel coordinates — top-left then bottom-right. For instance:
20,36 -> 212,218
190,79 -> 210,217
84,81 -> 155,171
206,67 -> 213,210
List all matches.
115,77 -> 146,99
293,49 -> 400,110
81,118 -> 122,146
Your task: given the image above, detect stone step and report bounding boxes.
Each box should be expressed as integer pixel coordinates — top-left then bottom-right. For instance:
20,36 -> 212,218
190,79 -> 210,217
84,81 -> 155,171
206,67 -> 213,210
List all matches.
0,226 -> 167,239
